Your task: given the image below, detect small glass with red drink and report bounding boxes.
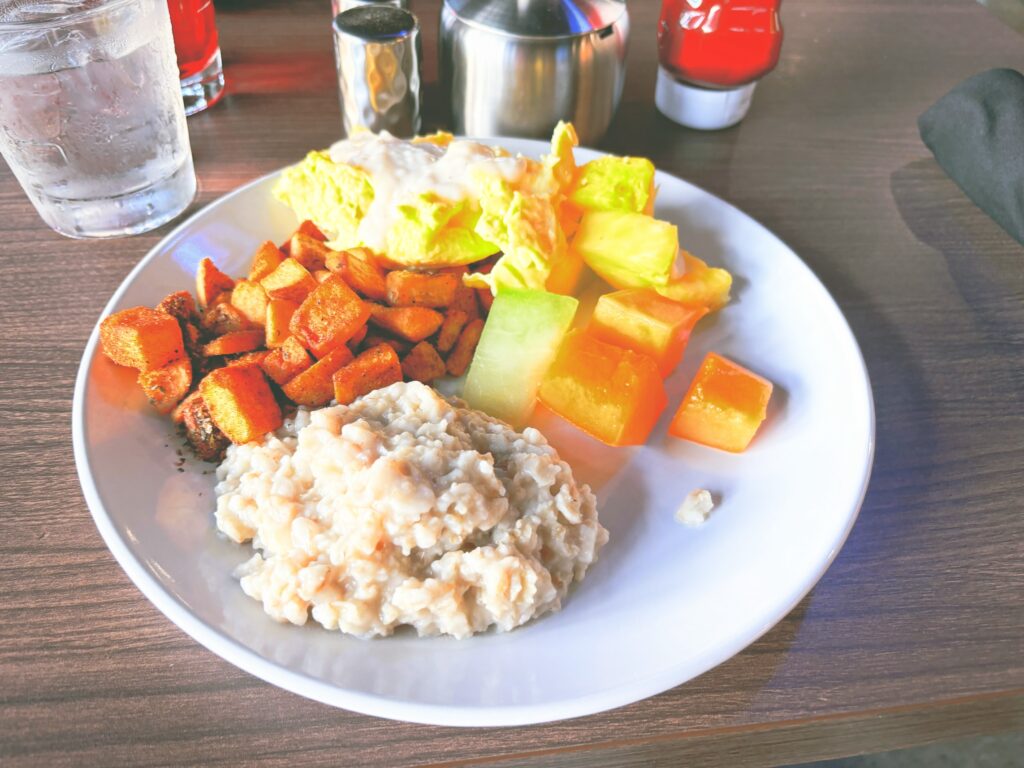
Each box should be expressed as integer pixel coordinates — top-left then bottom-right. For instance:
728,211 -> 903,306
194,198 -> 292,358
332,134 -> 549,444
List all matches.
168,0 -> 225,115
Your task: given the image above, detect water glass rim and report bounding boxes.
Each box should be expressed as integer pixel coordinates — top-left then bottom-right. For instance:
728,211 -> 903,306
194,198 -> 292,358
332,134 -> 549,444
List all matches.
0,0 -> 140,32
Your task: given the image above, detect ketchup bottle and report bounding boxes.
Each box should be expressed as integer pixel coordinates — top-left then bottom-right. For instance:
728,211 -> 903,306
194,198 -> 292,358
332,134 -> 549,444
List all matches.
656,0 -> 783,130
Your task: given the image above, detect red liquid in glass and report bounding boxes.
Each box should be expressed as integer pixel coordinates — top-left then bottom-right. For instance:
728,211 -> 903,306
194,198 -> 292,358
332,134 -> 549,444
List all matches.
167,0 -> 220,80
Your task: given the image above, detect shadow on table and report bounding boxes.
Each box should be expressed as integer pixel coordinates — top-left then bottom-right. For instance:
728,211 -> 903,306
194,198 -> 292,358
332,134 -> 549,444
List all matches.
890,158 -> 1024,412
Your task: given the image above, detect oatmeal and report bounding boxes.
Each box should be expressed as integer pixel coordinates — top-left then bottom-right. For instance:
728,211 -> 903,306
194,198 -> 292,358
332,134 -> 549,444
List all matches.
214,381 -> 608,638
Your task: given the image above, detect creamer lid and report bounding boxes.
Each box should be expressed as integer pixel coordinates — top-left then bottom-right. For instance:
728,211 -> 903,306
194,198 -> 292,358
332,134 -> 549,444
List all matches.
443,0 -> 625,38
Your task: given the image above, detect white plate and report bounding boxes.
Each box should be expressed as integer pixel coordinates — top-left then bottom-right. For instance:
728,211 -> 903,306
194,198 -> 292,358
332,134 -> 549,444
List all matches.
73,138 -> 874,727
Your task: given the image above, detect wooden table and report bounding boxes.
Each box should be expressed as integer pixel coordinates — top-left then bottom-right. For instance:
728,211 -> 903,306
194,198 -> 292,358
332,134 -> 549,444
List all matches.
2,1 -> 1022,765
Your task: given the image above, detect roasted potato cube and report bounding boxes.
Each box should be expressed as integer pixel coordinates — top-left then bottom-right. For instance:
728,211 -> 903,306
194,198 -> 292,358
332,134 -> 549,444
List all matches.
196,258 -> 235,309
313,269 -> 332,284
201,329 -> 265,357
259,257 -> 318,304
385,270 -> 460,308
290,233 -> 332,272
248,240 -> 286,282
361,331 -> 411,358
230,279 -> 269,327
324,249 -> 347,273
199,365 -> 282,444
280,221 -> 327,254
176,392 -> 231,462
449,281 -> 481,322
227,350 -> 270,369
348,324 -> 368,349
155,290 -> 198,324
477,288 -> 494,314
265,298 -> 299,348
201,302 -> 250,336
100,307 -> 184,372
260,336 -> 312,387
281,345 -> 353,407
332,344 -> 402,405
182,322 -> 202,358
401,341 -> 446,383
138,357 -> 192,414
289,273 -> 370,358
446,318 -> 484,377
367,304 -> 443,342
435,309 -> 469,354
337,248 -> 388,300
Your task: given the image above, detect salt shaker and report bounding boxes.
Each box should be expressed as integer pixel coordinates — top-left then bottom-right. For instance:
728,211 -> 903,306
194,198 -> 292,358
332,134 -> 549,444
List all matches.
333,5 -> 421,137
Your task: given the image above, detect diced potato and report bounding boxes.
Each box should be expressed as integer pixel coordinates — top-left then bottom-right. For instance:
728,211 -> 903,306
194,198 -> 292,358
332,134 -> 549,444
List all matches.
446,317 -> 484,377
201,302 -> 250,336
324,249 -> 347,273
436,309 -> 469,354
477,288 -> 494,314
137,357 -> 192,414
175,392 -> 230,461
196,258 -> 235,309
248,241 -> 285,282
230,279 -> 269,327
289,233 -> 331,272
294,219 -> 327,242
201,329 -> 265,357
338,248 -> 388,301
289,273 -> 370,358
227,350 -> 270,369
260,336 -> 312,386
155,291 -> 198,324
449,281 -> 480,322
332,344 -> 402,405
401,341 -> 446,383
200,365 -> 282,444
265,298 -> 299,348
348,324 -> 368,349
361,331 -> 412,358
367,304 -> 443,342
182,322 -> 201,358
385,270 -> 459,308
281,345 -> 353,407
99,307 -> 185,372
313,269 -> 332,284
259,257 -> 318,304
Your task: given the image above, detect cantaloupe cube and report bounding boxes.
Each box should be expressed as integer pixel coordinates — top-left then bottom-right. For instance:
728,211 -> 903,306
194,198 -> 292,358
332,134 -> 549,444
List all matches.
590,288 -> 708,376
538,329 -> 666,446
669,352 -> 773,452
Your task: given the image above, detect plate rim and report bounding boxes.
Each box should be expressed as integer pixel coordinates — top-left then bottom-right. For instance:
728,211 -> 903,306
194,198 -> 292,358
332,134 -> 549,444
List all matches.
72,141 -> 876,727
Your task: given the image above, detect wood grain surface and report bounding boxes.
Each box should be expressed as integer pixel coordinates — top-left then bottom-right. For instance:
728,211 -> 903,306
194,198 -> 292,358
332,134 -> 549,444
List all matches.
1,0 -> 1023,766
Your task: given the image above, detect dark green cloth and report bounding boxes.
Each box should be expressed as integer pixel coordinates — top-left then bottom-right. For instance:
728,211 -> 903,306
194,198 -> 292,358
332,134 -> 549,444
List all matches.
918,67 -> 1024,245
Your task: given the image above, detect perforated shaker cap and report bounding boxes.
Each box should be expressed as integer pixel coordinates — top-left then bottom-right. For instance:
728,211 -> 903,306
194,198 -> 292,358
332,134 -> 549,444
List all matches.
655,66 -> 758,131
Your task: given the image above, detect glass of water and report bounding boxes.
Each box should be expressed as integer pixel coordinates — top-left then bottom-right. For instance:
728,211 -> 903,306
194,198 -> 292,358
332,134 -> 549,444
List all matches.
0,0 -> 197,238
